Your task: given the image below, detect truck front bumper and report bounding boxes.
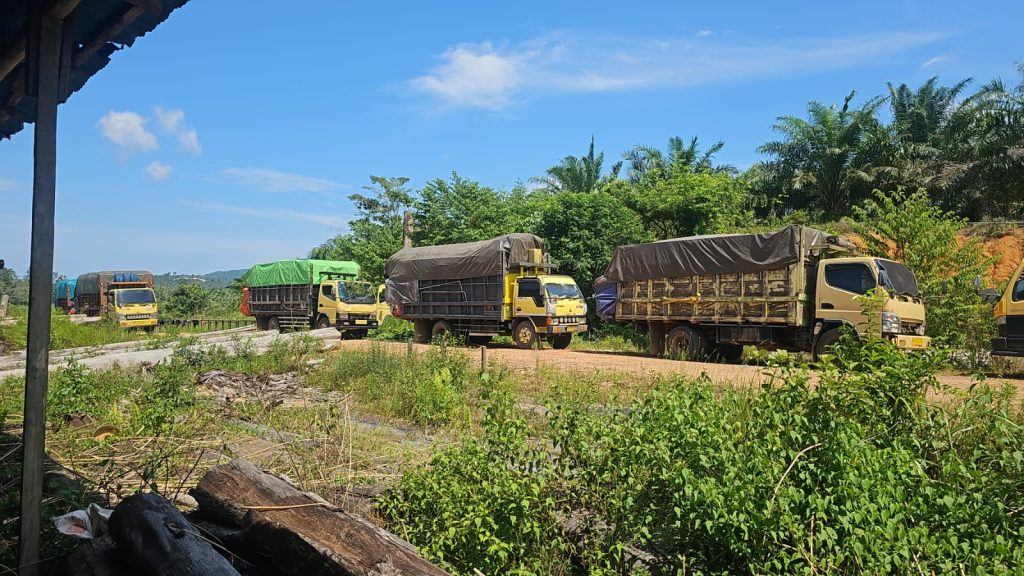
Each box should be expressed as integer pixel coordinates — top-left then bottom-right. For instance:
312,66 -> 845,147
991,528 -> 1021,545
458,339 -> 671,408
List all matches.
338,318 -> 379,330
544,323 -> 587,334
121,318 -> 158,328
891,334 -> 931,350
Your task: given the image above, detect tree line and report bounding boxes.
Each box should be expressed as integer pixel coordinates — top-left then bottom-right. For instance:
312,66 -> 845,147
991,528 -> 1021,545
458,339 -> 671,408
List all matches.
312,64 -> 1024,293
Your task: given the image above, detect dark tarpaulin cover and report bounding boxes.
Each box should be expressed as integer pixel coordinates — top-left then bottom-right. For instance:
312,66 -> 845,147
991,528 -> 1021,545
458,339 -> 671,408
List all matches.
75,271 -> 154,295
593,276 -> 617,320
385,233 -> 545,304
602,225 -> 833,283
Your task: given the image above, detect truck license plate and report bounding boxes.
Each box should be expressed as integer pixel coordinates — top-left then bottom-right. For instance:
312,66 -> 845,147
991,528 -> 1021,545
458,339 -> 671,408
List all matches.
911,337 -> 925,347
355,320 -> 367,325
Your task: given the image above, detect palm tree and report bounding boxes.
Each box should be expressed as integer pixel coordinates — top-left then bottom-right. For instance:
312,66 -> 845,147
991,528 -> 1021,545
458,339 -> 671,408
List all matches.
533,137 -> 619,193
757,91 -> 889,219
622,136 -> 734,184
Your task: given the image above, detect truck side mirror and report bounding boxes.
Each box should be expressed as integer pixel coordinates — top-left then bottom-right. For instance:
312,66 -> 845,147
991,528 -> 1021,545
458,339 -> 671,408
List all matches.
941,280 -> 949,295
973,276 -> 982,291
981,288 -> 1001,304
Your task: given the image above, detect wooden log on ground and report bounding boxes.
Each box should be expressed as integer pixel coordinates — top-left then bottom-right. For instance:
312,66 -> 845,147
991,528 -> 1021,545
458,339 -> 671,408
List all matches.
192,459 -> 450,576
108,492 -> 241,576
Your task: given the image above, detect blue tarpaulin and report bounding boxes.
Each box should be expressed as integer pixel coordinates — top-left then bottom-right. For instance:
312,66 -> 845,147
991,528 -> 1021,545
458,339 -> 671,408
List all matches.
594,278 -> 617,320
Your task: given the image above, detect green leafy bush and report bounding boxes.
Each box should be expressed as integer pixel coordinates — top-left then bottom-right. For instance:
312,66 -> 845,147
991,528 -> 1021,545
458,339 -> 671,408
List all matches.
382,338 -> 1024,575
371,316 -> 415,341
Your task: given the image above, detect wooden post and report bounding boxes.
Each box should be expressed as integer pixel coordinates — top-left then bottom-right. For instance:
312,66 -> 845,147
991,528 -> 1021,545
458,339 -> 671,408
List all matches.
19,6 -> 61,575
402,210 -> 413,249
0,294 -> 9,319
480,345 -> 487,372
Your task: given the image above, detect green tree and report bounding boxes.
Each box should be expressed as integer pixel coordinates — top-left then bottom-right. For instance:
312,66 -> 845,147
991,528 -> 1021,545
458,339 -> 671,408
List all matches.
757,91 -> 890,219
413,172 -> 520,246
848,188 -> 994,352
534,188 -> 649,293
622,135 -> 734,184
162,283 -> 211,319
533,137 -> 620,193
310,175 -> 413,282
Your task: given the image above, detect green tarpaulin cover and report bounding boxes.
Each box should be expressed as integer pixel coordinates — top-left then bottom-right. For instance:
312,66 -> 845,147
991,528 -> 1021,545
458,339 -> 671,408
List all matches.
243,259 -> 360,288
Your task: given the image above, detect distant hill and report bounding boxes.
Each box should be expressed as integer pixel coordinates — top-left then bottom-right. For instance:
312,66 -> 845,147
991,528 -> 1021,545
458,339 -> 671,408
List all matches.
155,269 -> 247,290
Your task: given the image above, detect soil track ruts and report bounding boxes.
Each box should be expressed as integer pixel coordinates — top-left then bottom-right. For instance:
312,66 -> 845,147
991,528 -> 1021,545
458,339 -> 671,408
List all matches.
337,340 -> 1024,402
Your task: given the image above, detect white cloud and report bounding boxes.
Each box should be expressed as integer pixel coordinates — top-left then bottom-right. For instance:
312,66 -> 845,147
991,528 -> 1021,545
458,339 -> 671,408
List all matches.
154,106 -> 202,155
154,106 -> 184,133
178,128 -> 202,154
183,200 -> 349,229
410,30 -> 951,110
97,111 -> 158,152
144,161 -> 173,181
921,55 -> 946,68
0,178 -> 18,193
219,167 -> 347,193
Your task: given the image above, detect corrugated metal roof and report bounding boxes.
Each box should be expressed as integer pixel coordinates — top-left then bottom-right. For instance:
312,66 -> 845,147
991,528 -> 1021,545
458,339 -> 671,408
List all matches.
0,0 -> 190,139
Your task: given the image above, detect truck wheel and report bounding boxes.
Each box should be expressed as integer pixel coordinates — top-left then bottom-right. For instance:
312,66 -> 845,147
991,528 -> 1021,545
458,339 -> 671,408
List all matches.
431,320 -> 453,340
513,321 -> 537,349
550,333 -> 572,350
413,319 -> 431,344
267,316 -> 280,332
712,343 -> 744,363
666,325 -> 707,361
467,335 -> 493,346
813,328 -> 843,361
316,315 -> 331,330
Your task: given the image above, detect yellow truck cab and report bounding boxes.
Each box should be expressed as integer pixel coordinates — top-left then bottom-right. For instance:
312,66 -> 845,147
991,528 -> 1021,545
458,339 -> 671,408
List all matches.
316,274 -> 382,335
991,258 -> 1024,356
812,256 -> 929,353
598,226 -> 930,361
386,234 -> 588,349
75,271 -> 159,330
108,287 -> 159,329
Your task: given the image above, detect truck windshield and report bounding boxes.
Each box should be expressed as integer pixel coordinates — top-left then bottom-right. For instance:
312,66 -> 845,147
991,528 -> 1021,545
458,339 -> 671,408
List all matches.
340,281 -> 376,304
545,283 -> 583,300
117,288 -> 155,305
876,259 -> 920,298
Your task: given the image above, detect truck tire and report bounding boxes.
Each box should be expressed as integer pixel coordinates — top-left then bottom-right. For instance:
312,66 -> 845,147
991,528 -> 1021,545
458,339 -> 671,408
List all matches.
431,320 -> 453,340
666,325 -> 707,361
267,316 -> 280,332
255,316 -> 267,331
513,321 -> 537,349
413,319 -> 431,344
813,328 -> 843,361
550,333 -> 572,350
316,315 -> 331,330
467,335 -> 493,346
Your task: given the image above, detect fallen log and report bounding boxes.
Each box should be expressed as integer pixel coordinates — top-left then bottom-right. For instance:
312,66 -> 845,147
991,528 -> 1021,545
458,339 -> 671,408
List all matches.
108,492 -> 241,576
192,459 -> 449,576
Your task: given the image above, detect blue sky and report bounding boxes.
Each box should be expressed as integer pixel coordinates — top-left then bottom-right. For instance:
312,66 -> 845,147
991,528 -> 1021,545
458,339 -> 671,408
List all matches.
1,0 -> 1021,276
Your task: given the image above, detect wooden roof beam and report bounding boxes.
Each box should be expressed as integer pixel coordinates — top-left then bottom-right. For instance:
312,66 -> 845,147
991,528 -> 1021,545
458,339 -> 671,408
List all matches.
0,0 -> 81,83
125,0 -> 164,13
72,6 -> 146,68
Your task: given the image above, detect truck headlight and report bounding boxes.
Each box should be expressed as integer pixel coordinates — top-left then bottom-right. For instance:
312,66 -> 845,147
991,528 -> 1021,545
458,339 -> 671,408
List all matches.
916,322 -> 926,335
996,315 -> 1007,326
116,314 -> 127,321
546,301 -> 556,316
881,312 -> 900,334
582,302 -> 588,315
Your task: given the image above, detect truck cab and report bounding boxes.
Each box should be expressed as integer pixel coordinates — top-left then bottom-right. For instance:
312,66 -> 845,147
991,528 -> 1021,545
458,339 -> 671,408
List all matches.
316,276 -> 381,335
108,287 -> 159,329
508,271 -> 587,349
992,258 -> 1024,356
814,256 -> 930,355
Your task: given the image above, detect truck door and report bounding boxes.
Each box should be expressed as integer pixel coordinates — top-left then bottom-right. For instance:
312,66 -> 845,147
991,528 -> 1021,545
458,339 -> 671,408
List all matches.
318,282 -> 338,319
515,278 -> 545,318
817,262 -> 877,332
1000,269 -> 1024,347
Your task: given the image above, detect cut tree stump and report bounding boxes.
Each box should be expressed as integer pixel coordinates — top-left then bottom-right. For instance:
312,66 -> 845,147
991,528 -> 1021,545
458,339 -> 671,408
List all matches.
108,492 -> 241,576
192,459 -> 450,576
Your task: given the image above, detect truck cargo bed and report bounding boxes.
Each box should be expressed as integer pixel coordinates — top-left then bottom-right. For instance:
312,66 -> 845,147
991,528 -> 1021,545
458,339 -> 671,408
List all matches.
398,275 -> 503,320
614,264 -> 809,326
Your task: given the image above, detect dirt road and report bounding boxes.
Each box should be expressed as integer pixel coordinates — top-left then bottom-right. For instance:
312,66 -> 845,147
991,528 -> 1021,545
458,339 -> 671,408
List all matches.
336,340 -> 1023,401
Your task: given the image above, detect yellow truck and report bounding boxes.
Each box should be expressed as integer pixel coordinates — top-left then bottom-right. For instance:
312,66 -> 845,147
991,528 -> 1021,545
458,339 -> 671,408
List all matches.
75,271 -> 159,330
385,233 -> 587,349
243,259 -> 382,336
991,258 -> 1024,356
595,225 -> 930,361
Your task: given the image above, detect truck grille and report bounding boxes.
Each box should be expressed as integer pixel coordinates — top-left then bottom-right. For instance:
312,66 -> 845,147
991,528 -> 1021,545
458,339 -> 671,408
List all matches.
553,316 -> 585,324
126,314 -> 152,320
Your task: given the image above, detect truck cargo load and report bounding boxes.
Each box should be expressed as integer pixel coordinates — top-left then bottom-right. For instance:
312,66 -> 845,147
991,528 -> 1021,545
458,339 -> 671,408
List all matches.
600,225 -> 930,361
53,278 -> 77,311
242,259 -> 360,288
